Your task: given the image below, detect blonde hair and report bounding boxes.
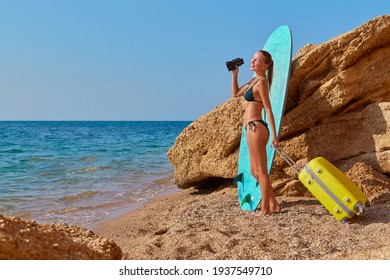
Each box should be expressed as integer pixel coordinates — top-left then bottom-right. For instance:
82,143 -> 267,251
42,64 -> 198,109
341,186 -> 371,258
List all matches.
259,50 -> 273,88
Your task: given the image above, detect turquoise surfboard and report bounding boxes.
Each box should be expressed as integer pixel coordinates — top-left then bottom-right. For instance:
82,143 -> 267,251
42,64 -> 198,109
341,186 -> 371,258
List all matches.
235,25 -> 293,211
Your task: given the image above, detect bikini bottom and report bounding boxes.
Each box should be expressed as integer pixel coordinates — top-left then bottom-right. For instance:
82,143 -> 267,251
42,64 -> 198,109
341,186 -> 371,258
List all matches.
245,119 -> 269,133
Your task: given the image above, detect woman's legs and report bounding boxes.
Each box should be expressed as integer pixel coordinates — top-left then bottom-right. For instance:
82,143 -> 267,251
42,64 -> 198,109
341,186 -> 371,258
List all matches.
246,122 -> 280,216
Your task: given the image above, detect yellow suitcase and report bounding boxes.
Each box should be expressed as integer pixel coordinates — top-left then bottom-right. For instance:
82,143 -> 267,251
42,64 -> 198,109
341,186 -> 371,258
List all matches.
276,148 -> 369,222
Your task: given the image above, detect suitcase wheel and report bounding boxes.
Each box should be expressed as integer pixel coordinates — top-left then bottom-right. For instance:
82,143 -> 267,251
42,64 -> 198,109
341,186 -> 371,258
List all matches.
353,202 -> 364,215
365,200 -> 371,207
340,217 -> 350,224
357,205 -> 364,215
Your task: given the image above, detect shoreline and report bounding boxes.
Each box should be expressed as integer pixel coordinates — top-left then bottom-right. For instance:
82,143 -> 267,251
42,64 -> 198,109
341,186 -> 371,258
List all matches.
93,185 -> 390,260
88,186 -> 180,231
0,121 -> 188,229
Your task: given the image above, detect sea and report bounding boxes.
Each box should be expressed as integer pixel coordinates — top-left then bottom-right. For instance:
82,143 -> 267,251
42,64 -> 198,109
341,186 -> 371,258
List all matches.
0,121 -> 191,228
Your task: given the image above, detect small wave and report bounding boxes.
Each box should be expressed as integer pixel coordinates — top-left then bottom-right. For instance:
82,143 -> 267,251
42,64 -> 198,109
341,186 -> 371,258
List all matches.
78,156 -> 99,163
0,196 -> 30,203
20,156 -> 48,164
152,177 -> 173,185
1,148 -> 24,154
59,191 -> 102,203
0,204 -> 15,213
68,165 -> 111,174
42,207 -> 110,226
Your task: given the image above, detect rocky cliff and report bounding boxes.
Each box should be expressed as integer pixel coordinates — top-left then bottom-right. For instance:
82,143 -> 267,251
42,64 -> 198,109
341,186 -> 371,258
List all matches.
167,15 -> 390,202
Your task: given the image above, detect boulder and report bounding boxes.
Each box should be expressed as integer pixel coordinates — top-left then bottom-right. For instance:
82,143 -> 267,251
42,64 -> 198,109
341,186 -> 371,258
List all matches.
167,15 -> 390,201
167,98 -> 244,188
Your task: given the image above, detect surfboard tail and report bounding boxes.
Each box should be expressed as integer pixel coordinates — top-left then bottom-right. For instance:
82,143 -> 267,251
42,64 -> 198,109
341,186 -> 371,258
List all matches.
232,173 -> 243,186
240,193 -> 252,207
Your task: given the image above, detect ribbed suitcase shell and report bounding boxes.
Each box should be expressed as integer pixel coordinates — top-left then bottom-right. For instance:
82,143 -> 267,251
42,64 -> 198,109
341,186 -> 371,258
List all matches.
299,157 -> 368,222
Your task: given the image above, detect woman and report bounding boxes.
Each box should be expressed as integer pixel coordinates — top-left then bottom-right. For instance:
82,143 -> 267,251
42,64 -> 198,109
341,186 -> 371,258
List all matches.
231,50 -> 281,216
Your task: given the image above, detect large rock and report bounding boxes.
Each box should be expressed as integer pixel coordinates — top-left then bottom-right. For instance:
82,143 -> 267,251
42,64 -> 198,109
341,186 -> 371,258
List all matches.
167,15 -> 390,201
167,98 -> 244,188
0,215 -> 122,260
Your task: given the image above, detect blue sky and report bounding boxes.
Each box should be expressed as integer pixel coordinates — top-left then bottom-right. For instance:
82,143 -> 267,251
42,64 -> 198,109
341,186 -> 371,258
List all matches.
0,0 -> 388,121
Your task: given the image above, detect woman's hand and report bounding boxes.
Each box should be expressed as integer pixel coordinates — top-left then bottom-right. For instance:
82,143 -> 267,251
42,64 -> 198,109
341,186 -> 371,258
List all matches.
231,66 -> 240,97
232,65 -> 239,76
271,137 -> 279,148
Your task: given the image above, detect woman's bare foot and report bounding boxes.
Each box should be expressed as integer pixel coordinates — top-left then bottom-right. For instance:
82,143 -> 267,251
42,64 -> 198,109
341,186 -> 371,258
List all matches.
255,203 -> 282,217
270,198 -> 281,213
271,204 -> 281,213
255,209 -> 272,217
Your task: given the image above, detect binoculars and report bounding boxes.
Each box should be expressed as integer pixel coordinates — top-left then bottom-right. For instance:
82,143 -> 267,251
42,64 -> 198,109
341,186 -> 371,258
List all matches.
226,58 -> 244,71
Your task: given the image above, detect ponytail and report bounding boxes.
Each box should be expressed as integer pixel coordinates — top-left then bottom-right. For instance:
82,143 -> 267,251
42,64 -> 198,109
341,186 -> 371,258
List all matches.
259,50 -> 273,89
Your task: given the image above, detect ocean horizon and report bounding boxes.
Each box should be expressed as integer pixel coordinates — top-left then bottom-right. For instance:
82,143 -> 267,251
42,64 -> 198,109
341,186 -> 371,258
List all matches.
0,121 -> 191,227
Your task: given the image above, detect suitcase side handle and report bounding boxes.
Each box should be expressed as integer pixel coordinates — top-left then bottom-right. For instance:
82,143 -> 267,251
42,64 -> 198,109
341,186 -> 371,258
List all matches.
274,146 -> 302,174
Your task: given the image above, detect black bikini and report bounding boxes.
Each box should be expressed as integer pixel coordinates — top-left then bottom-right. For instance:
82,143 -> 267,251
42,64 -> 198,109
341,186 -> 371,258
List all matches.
244,78 -> 263,104
243,77 -> 269,133
245,119 -> 269,133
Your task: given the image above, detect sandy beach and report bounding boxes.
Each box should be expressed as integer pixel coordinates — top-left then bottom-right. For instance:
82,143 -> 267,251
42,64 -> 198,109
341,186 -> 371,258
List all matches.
94,184 -> 390,260
1,15 -> 389,261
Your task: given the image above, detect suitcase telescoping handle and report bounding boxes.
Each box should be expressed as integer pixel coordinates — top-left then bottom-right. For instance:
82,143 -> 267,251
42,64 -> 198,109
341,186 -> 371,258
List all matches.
274,146 -> 302,174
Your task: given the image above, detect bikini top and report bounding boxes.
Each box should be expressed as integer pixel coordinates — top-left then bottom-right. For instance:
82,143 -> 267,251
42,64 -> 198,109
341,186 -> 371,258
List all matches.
244,78 -> 264,103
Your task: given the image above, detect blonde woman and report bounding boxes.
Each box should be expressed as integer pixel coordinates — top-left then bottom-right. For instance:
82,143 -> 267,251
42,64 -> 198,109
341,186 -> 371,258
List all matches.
231,50 -> 281,216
